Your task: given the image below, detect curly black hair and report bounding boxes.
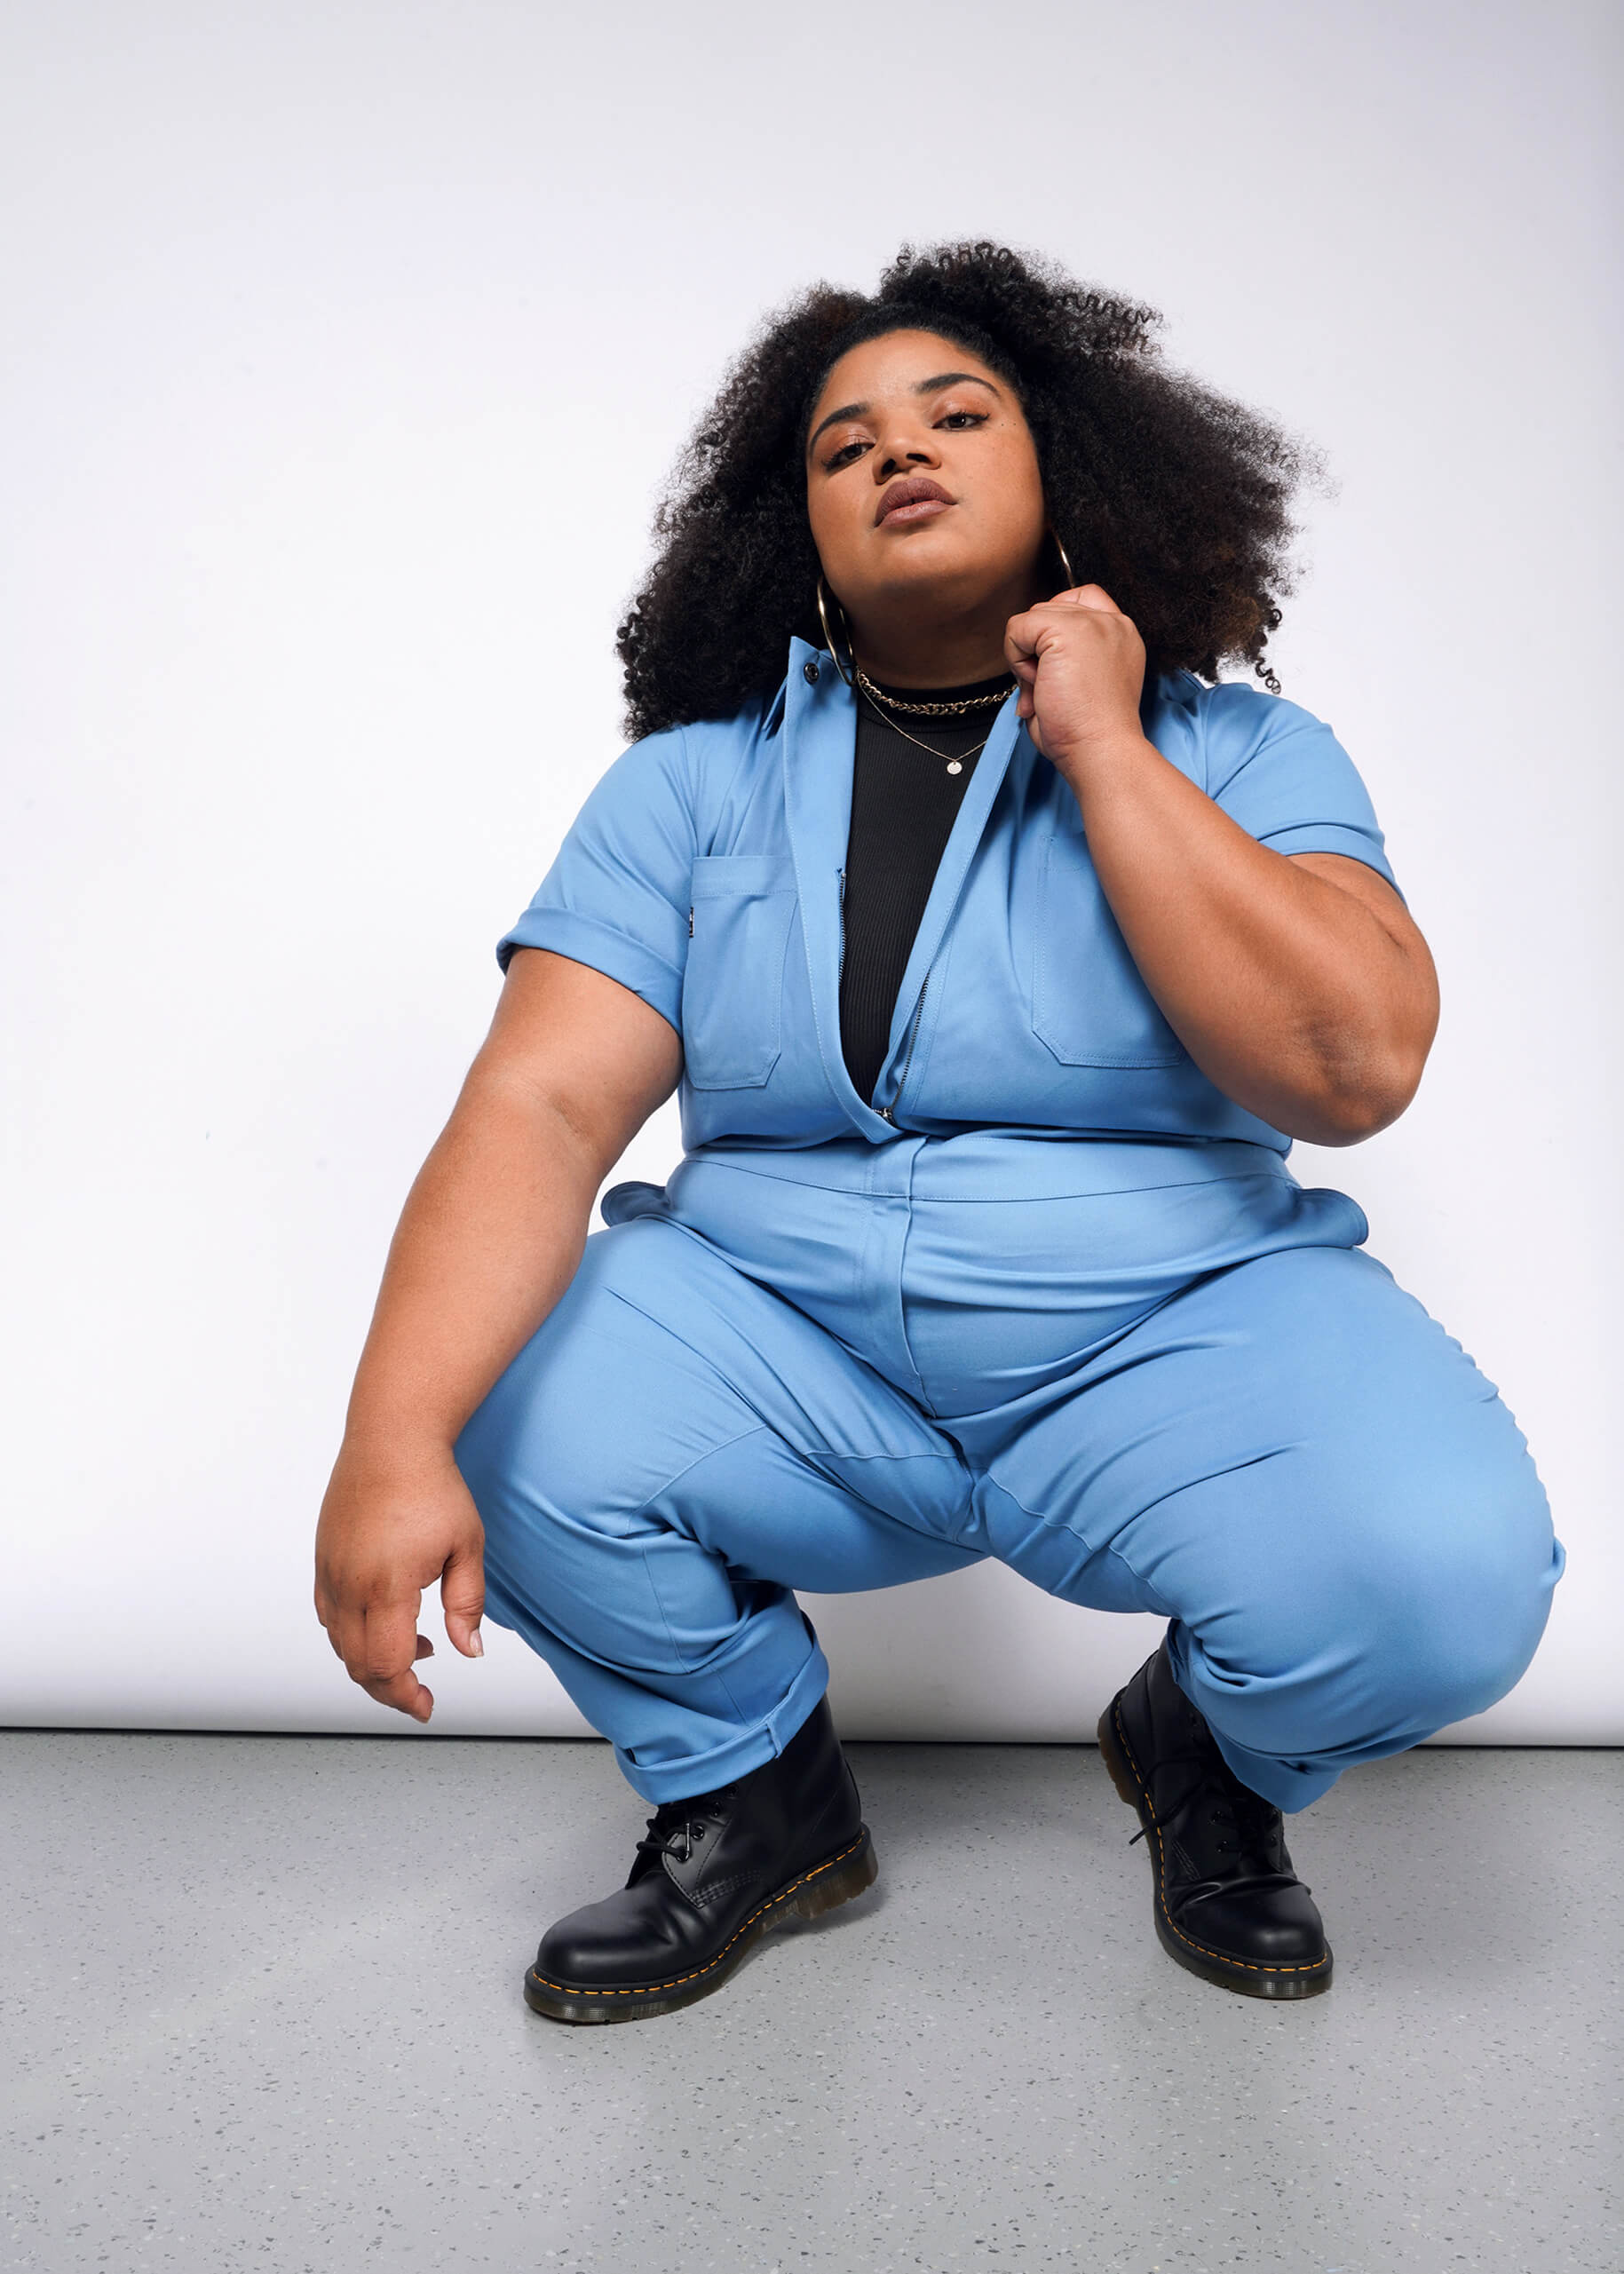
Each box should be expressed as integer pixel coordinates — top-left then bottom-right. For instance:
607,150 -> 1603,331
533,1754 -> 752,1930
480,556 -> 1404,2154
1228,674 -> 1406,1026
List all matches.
615,240 -> 1330,740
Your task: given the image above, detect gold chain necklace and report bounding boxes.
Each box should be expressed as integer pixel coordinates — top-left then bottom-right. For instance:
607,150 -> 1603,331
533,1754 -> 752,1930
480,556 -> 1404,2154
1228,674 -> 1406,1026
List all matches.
857,683 -> 992,776
855,668 -> 1012,717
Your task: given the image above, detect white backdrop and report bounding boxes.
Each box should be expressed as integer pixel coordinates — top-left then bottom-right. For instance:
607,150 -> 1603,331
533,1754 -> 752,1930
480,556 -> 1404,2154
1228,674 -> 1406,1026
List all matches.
3,1 -> 1618,1745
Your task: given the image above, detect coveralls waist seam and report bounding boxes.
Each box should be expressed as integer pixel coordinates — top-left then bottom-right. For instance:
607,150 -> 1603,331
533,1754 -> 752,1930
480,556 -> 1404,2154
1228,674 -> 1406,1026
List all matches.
896,1169 -> 1297,1204
678,1152 -> 898,1197
674,1156 -> 1297,1205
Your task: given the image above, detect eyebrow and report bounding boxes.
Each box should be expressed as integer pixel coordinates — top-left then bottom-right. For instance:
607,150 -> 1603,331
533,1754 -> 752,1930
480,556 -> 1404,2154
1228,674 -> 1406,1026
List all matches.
806,371 -> 1002,456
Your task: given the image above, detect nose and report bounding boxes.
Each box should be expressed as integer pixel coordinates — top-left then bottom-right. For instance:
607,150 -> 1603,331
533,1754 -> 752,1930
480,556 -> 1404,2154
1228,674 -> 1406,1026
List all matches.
872,408 -> 941,484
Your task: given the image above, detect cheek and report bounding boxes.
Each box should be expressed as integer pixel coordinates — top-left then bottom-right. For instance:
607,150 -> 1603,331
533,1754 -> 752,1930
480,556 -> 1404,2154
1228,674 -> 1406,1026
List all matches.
806,483 -> 862,576
981,440 -> 1047,545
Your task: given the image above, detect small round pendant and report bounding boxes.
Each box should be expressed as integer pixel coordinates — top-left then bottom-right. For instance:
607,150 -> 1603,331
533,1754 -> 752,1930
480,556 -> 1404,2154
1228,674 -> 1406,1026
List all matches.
947,759 -> 963,775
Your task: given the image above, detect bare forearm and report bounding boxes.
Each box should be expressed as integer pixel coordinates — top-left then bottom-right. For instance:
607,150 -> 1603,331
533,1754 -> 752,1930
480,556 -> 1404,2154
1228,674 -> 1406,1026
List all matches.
341,1070 -> 602,1467
1062,733 -> 1435,1142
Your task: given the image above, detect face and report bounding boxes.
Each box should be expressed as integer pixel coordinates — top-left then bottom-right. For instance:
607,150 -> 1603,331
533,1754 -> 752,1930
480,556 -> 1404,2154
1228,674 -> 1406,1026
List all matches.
804,329 -> 1049,638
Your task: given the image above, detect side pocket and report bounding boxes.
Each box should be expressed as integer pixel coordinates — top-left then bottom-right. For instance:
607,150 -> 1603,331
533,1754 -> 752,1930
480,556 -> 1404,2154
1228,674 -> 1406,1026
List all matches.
1030,826 -> 1186,1068
682,855 -> 798,1089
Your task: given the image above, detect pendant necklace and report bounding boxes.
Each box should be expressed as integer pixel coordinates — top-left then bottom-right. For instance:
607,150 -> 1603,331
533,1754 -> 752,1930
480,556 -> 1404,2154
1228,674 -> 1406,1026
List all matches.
855,670 -> 1014,777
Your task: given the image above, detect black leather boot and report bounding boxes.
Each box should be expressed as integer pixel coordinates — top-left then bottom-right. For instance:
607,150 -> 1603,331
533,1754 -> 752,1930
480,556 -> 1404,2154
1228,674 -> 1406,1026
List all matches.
524,1696 -> 876,2023
1098,1636 -> 1333,2000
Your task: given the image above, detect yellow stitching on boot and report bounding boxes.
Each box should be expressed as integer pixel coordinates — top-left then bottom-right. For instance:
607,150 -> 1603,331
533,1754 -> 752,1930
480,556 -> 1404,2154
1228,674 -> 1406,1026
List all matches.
527,1831 -> 870,2000
1111,1701 -> 1327,1979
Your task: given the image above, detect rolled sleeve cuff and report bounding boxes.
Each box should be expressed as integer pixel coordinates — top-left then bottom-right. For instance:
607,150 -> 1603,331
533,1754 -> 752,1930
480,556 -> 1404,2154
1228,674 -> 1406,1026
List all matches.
1257,822 -> 1403,902
495,909 -> 685,1034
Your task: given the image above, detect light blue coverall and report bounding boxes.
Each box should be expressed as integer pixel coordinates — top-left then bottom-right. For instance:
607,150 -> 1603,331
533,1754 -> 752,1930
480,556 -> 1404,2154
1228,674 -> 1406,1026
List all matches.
456,642 -> 1563,1810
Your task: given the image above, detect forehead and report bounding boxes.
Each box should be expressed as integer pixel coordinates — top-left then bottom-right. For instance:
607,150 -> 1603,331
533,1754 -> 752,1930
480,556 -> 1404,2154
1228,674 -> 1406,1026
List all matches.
809,329 -> 1007,420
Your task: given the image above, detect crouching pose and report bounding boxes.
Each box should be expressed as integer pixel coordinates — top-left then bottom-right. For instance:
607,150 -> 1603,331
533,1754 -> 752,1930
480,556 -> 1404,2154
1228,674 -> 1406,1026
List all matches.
315,242 -> 1562,2019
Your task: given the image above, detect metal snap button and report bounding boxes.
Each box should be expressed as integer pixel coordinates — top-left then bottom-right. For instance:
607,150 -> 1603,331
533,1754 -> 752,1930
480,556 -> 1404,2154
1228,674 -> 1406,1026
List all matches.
803,660 -> 820,684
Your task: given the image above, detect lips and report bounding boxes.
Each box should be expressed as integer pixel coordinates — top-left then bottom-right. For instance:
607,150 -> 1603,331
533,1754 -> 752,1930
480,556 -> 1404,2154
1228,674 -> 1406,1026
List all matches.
875,476 -> 955,528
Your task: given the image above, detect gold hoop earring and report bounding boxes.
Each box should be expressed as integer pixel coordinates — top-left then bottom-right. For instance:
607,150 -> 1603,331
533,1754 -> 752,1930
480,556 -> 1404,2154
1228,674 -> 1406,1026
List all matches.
1049,527 -> 1077,589
816,574 -> 857,687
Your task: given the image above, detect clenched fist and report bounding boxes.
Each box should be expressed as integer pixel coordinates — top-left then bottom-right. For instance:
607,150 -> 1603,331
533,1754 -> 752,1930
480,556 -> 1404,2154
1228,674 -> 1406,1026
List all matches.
1004,582 -> 1147,774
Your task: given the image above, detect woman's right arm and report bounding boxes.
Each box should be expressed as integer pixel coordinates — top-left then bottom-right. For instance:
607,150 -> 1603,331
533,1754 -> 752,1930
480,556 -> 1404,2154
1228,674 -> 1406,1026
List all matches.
313,947 -> 684,1722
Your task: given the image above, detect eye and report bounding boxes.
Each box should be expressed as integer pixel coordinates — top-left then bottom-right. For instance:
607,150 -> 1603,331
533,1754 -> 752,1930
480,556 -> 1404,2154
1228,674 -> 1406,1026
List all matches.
939,410 -> 988,431
823,438 -> 869,471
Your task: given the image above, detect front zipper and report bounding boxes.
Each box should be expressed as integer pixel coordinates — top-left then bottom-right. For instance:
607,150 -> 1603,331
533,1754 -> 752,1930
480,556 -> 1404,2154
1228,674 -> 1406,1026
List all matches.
875,973 -> 929,1124
841,859 -> 925,1127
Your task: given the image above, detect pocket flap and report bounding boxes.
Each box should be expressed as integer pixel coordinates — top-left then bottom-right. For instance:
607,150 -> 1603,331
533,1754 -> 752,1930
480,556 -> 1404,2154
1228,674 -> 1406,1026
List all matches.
690,853 -> 797,901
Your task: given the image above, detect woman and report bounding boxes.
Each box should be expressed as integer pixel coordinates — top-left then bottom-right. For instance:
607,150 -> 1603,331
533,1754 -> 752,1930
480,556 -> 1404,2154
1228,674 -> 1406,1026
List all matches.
313,242 -> 1563,2022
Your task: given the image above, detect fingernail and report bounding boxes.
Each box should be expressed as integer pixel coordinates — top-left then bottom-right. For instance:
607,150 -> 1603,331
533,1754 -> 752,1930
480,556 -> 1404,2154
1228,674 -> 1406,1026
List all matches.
469,1627 -> 484,1657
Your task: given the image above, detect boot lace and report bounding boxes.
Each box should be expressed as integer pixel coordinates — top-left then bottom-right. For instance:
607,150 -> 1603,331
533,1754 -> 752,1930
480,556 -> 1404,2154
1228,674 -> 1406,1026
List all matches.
634,1787 -> 734,1868
1208,1783 -> 1286,1873
1171,1701 -> 1285,1874
1128,1705 -> 1289,1883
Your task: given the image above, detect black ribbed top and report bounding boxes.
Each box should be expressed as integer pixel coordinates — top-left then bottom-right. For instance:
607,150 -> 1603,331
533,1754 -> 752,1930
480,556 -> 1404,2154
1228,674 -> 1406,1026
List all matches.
838,670 -> 1013,1110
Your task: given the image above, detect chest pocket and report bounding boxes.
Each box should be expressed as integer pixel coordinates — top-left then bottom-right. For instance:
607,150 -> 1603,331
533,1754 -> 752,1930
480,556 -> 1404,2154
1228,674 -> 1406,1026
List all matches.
1030,825 -> 1186,1068
682,854 -> 799,1089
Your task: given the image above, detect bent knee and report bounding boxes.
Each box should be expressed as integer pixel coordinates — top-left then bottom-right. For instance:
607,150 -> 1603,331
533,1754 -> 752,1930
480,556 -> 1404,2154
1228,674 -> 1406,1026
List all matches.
1211,1464 -> 1564,1752
1379,1572 -> 1557,1732
1321,1480 -> 1562,1736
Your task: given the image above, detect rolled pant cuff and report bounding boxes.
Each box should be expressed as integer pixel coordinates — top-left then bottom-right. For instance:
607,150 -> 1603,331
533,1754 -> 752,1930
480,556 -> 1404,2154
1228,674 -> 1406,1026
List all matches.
1203,1729 -> 1342,1814
1163,1622 -> 1343,1812
612,1644 -> 833,1805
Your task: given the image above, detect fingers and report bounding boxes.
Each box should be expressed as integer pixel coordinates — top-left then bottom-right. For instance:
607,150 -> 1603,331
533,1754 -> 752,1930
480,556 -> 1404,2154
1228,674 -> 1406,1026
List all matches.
1005,588 -> 1140,698
1053,582 -> 1123,614
360,1598 -> 434,1721
314,1587 -> 436,1722
441,1537 -> 487,1660
310,1495 -> 487,1722
1002,582 -> 1145,766
361,1668 -> 433,1720
1008,585 -> 1129,654
1003,617 -> 1041,680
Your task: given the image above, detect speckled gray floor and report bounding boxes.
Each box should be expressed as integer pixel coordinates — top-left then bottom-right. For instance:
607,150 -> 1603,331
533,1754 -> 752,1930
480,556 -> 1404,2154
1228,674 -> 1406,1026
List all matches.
1,1736 -> 1618,2273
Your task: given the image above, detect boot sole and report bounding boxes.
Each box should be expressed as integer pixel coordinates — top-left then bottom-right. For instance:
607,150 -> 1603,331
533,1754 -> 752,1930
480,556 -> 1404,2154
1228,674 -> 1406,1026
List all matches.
1097,1703 -> 1332,2001
523,1825 -> 879,2024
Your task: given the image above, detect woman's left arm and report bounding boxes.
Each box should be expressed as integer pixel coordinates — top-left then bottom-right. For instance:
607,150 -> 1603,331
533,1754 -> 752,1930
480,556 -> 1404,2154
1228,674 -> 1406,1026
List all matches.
1008,585 -> 1439,1146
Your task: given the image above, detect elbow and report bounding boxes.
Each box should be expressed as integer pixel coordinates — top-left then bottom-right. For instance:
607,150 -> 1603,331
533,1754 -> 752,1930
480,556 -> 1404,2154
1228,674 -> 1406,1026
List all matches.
1299,1033 -> 1430,1146
1306,1089 -> 1408,1147
1256,938 -> 1439,1147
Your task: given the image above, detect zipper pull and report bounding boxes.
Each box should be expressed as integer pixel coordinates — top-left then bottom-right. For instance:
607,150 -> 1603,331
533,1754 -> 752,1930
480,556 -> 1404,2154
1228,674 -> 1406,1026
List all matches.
874,973 -> 930,1127
688,906 -> 694,938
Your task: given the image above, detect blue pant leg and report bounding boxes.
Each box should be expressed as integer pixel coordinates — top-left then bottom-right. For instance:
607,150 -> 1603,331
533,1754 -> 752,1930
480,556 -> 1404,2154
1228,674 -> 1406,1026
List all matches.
455,1215 -> 977,1803
970,1245 -> 1564,1810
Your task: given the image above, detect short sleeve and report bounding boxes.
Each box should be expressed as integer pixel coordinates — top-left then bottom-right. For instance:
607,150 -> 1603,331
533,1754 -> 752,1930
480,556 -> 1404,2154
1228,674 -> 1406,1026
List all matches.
1199,682 -> 1401,896
495,725 -> 695,1034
